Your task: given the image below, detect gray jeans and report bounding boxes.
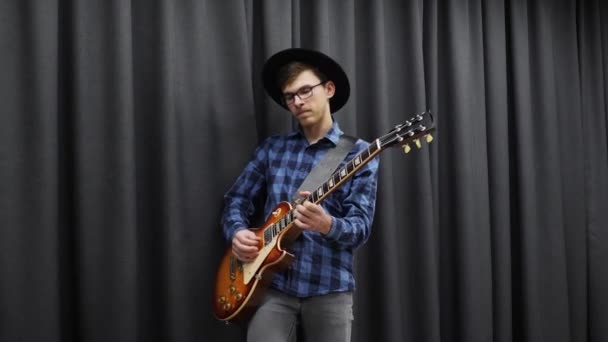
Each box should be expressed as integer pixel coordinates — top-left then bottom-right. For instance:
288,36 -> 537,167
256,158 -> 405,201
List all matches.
246,289 -> 354,342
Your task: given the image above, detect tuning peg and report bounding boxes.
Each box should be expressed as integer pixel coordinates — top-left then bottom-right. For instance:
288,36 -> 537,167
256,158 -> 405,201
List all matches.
414,139 -> 421,148
425,134 -> 433,143
403,144 -> 411,154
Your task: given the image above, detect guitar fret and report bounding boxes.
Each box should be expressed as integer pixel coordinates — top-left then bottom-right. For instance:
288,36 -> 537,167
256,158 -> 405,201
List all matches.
362,148 -> 370,160
346,161 -> 354,173
308,191 -> 316,203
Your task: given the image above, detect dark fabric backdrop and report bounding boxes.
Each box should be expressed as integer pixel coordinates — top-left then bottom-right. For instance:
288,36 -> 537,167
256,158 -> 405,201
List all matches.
1,0 -> 607,341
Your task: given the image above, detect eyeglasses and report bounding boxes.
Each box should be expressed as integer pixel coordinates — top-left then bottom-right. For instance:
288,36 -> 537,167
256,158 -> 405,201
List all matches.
282,81 -> 326,105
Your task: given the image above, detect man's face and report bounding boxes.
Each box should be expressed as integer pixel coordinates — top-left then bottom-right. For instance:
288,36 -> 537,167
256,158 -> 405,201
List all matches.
282,70 -> 335,127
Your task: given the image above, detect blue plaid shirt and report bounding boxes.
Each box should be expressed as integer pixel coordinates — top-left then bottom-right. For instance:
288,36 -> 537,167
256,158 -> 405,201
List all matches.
222,120 -> 379,297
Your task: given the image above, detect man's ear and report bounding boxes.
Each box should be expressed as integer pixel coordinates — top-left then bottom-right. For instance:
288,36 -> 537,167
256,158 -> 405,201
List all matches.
325,81 -> 336,99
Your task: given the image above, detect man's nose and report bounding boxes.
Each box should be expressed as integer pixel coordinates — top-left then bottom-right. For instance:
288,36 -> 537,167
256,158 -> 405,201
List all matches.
293,94 -> 305,105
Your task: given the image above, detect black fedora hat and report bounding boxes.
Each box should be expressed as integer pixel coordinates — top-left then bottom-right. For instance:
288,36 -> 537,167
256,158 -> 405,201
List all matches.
262,48 -> 350,113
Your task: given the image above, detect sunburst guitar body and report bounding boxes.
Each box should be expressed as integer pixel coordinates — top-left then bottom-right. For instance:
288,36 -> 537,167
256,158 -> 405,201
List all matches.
213,201 -> 300,321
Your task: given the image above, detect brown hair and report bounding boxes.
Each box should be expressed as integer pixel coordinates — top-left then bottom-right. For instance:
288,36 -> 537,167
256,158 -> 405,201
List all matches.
276,62 -> 328,90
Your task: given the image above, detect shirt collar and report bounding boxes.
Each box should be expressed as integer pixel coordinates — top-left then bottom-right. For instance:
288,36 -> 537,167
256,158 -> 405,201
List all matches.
288,117 -> 343,146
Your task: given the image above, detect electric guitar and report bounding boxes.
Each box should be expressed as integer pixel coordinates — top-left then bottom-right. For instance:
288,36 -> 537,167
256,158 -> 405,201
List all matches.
213,111 -> 435,322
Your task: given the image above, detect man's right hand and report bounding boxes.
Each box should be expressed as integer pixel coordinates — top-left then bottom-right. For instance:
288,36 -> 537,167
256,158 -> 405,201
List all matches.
231,229 -> 261,262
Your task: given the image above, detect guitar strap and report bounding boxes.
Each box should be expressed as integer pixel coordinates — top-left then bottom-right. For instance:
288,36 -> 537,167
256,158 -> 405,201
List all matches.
293,134 -> 356,201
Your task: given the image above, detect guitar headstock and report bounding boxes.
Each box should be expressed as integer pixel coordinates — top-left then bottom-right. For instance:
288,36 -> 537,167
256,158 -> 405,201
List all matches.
379,111 -> 435,153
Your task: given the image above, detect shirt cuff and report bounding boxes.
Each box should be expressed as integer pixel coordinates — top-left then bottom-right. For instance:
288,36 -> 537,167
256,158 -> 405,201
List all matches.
324,217 -> 341,241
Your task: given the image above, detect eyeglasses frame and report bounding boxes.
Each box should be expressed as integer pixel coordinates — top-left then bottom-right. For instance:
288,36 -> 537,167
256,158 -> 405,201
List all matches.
282,81 -> 327,106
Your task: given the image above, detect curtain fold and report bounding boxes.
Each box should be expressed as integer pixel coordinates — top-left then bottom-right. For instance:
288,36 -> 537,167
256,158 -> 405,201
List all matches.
1,1 -> 607,341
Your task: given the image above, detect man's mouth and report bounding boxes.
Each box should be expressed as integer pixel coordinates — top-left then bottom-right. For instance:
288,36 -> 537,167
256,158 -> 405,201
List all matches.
296,110 -> 310,116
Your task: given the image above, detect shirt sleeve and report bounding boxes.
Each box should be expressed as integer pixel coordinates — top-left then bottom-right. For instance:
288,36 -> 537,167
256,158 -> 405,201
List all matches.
324,148 -> 379,249
220,139 -> 269,244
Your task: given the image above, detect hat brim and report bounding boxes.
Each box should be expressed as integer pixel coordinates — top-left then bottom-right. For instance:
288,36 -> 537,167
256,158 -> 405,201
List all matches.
262,48 -> 350,113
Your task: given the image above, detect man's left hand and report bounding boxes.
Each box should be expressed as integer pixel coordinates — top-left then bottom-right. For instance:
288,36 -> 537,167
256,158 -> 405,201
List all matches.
293,191 -> 333,235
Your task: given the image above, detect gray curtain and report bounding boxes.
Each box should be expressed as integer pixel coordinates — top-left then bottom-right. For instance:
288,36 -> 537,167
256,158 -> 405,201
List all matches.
1,0 -> 607,341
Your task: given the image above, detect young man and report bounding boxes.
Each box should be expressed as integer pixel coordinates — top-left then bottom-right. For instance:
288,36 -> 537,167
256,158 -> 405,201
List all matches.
221,48 -> 379,342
